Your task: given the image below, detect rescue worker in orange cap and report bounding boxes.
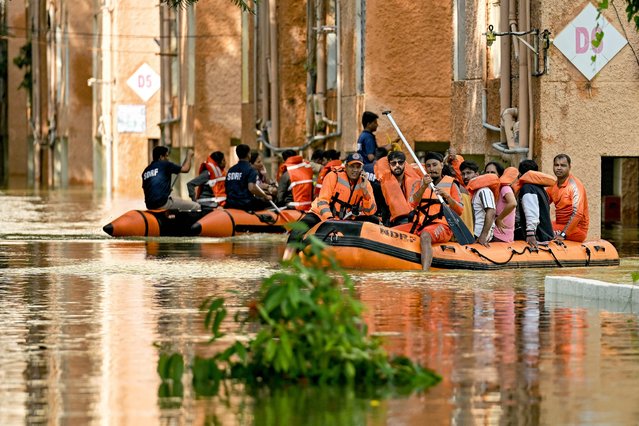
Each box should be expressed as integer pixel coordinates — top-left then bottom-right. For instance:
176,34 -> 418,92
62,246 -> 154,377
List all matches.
546,154 -> 589,242
283,153 -> 376,259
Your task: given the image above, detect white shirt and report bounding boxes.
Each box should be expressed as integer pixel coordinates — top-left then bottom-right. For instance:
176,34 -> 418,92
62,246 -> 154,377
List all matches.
472,187 -> 496,240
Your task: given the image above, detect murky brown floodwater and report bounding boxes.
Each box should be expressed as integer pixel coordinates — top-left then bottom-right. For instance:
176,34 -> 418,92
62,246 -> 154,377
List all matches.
1,188 -> 639,425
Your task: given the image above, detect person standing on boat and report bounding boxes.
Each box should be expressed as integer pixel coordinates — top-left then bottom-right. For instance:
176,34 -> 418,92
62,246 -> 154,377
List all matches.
484,163 -> 518,243
546,154 -> 590,242
393,151 -> 464,270
225,144 -> 273,211
186,151 -> 226,207
515,159 -> 554,248
142,146 -> 200,211
459,161 -> 498,247
283,153 -> 376,259
275,149 -> 314,211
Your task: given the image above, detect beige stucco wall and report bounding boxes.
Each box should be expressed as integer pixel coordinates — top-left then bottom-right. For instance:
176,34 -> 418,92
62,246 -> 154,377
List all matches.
538,1 -> 639,239
365,0 -> 453,149
7,0 -> 29,187
112,1 -> 161,196
66,1 -> 94,185
193,3 -> 242,161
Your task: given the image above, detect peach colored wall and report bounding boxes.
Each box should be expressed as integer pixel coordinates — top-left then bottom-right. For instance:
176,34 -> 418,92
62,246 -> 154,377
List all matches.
192,3 -> 242,164
365,0 -> 453,150
66,1 -> 94,185
7,0 -> 29,186
537,1 -> 639,239
112,1 -> 161,196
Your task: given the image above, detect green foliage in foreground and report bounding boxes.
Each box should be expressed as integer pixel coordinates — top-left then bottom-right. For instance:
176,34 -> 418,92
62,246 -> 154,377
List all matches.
157,234 -> 440,402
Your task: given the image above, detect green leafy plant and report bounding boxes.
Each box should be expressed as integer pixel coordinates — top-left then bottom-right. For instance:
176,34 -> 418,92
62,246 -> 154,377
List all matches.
631,272 -> 639,283
157,233 -> 440,406
13,42 -> 32,96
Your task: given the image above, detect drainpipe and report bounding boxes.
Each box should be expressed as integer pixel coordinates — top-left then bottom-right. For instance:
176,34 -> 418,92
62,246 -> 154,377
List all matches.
305,0 -> 315,141
258,0 -> 269,129
268,0 -> 279,147
517,0 -> 529,151
499,0 -> 511,143
101,0 -> 113,196
525,0 -> 534,159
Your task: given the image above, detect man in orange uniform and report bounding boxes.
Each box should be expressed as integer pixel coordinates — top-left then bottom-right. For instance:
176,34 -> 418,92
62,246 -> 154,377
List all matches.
546,154 -> 589,242
284,153 -> 376,259
395,152 -> 464,270
377,151 -> 421,226
276,149 -> 314,210
314,149 -> 342,198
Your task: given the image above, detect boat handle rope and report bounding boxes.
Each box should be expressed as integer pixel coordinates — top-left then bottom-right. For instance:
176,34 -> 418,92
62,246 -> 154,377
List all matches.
536,245 -> 565,267
584,246 -> 592,267
439,245 -> 456,253
467,246 -> 520,266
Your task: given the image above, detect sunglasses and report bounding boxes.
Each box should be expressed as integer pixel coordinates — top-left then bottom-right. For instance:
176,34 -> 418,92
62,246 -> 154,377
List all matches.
389,160 -> 405,166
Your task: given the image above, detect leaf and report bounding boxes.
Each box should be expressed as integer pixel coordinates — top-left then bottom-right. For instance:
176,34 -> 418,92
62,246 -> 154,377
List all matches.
212,309 -> 226,338
632,272 -> 639,283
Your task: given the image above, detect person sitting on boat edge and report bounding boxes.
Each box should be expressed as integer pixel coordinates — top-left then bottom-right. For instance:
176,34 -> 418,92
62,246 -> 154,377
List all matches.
225,144 -> 273,211
484,162 -> 518,243
460,160 -> 498,247
283,153 -> 376,260
443,146 -> 474,232
186,151 -> 226,207
515,159 -> 555,248
142,146 -> 200,211
314,149 -> 342,198
393,151 -> 464,271
377,150 -> 421,227
249,151 -> 278,197
275,149 -> 314,211
546,154 -> 590,242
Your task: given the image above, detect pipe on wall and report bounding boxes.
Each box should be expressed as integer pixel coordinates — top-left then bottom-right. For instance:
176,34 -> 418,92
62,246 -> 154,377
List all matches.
499,0 -> 511,144
525,0 -> 534,159
268,0 -> 279,147
517,0 -> 529,151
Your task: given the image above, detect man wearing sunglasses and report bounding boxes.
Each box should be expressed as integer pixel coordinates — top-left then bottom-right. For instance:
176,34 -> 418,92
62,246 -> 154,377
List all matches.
378,151 -> 421,227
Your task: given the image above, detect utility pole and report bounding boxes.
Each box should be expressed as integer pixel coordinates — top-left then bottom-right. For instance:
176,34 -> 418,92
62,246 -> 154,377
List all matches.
29,0 -> 48,188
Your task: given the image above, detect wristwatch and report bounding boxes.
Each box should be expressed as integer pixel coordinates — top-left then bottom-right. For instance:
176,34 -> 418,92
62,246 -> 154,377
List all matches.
559,231 -> 566,238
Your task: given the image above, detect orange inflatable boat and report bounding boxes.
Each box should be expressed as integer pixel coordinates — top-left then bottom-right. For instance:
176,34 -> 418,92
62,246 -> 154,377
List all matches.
103,209 -> 207,237
191,208 -> 304,237
301,220 -> 619,270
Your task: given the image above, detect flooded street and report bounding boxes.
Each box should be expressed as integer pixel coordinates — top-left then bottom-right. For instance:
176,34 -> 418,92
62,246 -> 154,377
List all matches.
1,189 -> 639,425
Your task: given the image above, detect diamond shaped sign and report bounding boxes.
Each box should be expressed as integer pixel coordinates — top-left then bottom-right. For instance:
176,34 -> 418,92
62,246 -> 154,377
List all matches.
126,63 -> 161,102
554,3 -> 627,80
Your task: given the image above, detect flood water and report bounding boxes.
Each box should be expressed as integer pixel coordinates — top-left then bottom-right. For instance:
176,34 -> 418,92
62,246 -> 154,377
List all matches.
1,189 -> 639,425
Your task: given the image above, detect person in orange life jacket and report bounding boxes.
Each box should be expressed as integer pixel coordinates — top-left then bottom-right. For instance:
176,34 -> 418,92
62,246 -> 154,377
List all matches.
460,160 -> 496,247
284,153 -> 376,258
485,162 -> 518,243
275,149 -> 314,211
394,151 -> 464,270
186,151 -> 226,206
365,147 -> 390,225
377,150 -> 421,227
515,159 -> 554,248
249,151 -> 278,197
546,154 -> 589,242
442,146 -> 475,232
225,144 -> 273,211
314,149 -> 342,198
142,146 -> 200,211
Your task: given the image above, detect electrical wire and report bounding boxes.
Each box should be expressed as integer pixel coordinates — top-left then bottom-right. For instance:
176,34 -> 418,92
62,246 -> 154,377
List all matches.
611,0 -> 639,69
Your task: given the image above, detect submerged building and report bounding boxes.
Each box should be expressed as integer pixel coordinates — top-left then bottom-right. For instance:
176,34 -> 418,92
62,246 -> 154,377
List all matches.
2,0 -> 638,238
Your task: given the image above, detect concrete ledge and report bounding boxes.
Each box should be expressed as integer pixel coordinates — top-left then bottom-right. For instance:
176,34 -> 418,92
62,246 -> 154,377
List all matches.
545,276 -> 639,313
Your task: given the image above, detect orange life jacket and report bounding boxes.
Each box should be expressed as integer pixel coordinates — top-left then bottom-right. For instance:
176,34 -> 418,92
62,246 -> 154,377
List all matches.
284,155 -> 314,211
466,173 -> 500,200
500,167 -> 519,187
376,157 -> 422,222
410,175 -> 461,233
315,159 -> 343,198
546,174 -> 589,241
311,167 -> 376,220
513,170 -> 556,194
196,157 -> 226,205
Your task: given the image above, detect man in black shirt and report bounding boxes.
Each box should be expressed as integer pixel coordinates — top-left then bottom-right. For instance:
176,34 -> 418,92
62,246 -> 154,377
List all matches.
142,146 -> 200,211
225,144 -> 273,211
515,159 -> 554,247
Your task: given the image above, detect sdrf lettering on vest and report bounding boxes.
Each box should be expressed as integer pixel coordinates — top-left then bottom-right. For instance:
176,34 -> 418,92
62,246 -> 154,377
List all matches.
143,168 -> 159,180
227,172 -> 243,181
379,227 -> 416,243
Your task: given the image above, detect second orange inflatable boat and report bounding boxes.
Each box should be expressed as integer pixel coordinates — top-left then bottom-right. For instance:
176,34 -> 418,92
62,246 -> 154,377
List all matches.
301,220 -> 619,270
191,208 -> 304,237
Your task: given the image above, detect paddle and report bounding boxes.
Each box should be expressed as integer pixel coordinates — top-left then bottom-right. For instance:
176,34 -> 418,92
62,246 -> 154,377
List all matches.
382,111 -> 475,245
254,183 -> 284,214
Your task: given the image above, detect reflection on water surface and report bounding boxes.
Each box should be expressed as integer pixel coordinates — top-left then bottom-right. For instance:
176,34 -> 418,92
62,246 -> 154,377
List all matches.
1,190 -> 639,424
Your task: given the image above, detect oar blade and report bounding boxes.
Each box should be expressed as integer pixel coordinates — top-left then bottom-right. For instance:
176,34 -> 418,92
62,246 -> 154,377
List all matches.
442,204 -> 475,245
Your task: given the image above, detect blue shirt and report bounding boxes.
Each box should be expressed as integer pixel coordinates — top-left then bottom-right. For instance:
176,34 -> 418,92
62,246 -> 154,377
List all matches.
356,130 -> 377,164
363,162 -> 376,182
142,160 -> 183,209
225,160 -> 259,208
